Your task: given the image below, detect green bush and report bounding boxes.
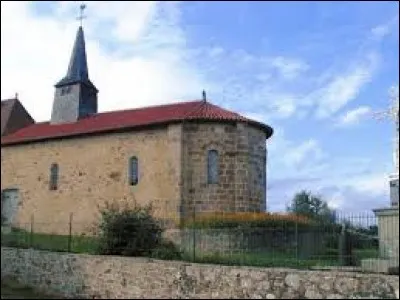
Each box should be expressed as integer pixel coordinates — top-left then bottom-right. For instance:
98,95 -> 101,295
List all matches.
97,203 -> 164,256
150,240 -> 182,260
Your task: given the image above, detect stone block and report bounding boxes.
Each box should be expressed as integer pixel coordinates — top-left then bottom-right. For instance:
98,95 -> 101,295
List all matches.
361,258 -> 399,274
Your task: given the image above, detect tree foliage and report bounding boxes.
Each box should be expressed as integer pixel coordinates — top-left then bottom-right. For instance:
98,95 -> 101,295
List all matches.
286,190 -> 336,224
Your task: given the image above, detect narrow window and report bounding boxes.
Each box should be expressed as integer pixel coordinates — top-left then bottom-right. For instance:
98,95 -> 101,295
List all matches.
207,150 -> 219,184
49,163 -> 59,190
129,156 -> 138,185
60,86 -> 71,96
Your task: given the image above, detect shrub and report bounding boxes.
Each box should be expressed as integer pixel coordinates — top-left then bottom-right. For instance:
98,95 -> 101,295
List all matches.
97,202 -> 163,256
150,240 -> 182,260
181,212 -> 313,229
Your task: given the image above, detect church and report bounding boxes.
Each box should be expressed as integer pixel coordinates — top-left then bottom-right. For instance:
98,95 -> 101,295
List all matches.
1,24 -> 273,235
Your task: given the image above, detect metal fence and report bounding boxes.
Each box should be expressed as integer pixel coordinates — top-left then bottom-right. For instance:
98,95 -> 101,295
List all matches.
1,210 -> 398,273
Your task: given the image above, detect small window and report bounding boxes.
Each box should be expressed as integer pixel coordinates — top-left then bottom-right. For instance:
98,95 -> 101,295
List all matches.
207,150 -> 219,184
129,156 -> 138,185
60,86 -> 71,96
49,163 -> 59,190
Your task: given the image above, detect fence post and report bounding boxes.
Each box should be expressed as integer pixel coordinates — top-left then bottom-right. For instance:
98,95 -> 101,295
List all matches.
295,220 -> 299,265
68,213 -> 73,252
339,222 -> 353,266
30,214 -> 34,248
192,205 -> 196,262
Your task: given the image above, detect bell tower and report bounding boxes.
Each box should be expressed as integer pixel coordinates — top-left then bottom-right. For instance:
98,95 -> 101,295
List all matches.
50,4 -> 98,124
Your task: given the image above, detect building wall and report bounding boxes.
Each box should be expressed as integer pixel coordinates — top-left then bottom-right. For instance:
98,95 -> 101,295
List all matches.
51,84 -> 81,124
1,124 -> 183,234
1,121 -> 268,234
375,208 -> 399,260
181,122 -> 267,216
243,125 -> 267,211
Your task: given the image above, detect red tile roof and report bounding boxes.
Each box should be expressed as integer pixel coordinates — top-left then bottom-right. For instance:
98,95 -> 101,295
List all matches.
1,100 -> 273,146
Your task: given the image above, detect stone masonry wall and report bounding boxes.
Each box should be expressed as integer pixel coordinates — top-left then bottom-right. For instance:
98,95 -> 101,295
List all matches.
1,124 -> 183,234
246,125 -> 267,212
181,122 -> 267,216
1,247 -> 399,299
1,120 -> 268,235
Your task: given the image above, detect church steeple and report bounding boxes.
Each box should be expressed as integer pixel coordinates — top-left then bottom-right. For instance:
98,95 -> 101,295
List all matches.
55,26 -> 93,89
51,4 -> 98,125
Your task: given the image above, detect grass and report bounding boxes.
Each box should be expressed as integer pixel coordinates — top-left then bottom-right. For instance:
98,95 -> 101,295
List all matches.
1,278 -> 61,299
182,251 -> 341,269
1,228 -> 380,270
1,228 -> 98,254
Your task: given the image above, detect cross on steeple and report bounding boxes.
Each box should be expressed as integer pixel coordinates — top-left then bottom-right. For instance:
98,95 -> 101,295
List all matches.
77,3 -> 87,27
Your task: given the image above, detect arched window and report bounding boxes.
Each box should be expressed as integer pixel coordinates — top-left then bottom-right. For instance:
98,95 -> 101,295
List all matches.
129,156 -> 138,185
49,163 -> 59,190
207,150 -> 219,184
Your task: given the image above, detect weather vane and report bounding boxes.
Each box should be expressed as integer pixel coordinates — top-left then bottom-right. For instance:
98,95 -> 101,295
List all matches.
77,3 -> 87,27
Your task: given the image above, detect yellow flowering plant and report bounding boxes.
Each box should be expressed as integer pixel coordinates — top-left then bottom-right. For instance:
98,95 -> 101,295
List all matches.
181,211 -> 314,229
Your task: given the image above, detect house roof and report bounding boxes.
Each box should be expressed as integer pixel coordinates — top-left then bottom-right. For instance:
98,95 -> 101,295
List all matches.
1,100 -> 273,146
1,99 -> 15,135
1,98 -> 35,137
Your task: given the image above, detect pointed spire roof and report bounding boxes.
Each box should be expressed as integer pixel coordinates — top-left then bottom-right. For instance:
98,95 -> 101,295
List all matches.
55,26 -> 96,90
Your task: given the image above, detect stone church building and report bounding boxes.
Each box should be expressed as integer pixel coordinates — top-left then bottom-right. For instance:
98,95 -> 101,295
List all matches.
1,25 -> 273,234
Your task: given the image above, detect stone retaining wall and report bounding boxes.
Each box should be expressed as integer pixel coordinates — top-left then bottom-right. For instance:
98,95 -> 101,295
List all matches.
168,228 -> 325,259
1,247 -> 399,299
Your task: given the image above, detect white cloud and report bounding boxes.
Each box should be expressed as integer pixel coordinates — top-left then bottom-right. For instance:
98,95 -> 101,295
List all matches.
283,139 -> 324,167
270,95 -> 297,119
345,173 -> 389,197
372,25 -> 391,40
326,191 -> 345,210
208,47 -> 225,58
268,129 -> 327,175
270,56 -> 309,80
266,129 -> 391,212
1,1 -> 207,122
309,53 -> 379,119
242,112 -> 270,124
371,15 -> 399,40
335,106 -> 372,127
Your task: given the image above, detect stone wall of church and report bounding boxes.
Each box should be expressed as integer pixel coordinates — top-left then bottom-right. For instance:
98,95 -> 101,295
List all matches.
0,124 -> 183,234
1,121 -> 268,235
180,122 -> 267,216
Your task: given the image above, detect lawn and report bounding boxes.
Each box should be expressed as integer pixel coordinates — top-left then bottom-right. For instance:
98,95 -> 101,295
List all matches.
1,228 -> 98,254
186,251 -> 341,269
1,278 -> 61,299
1,228 -> 379,269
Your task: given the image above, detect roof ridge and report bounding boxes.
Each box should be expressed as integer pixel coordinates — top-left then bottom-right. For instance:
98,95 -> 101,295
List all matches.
96,99 -> 204,116
201,101 -> 247,119
182,99 -> 207,119
12,100 -> 220,125
1,98 -> 18,103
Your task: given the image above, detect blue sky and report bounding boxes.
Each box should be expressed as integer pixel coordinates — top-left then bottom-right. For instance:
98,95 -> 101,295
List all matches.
1,1 -> 399,213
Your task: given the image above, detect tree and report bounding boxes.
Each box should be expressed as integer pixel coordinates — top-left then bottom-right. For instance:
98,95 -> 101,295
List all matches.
287,190 -> 336,224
